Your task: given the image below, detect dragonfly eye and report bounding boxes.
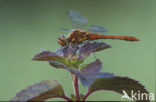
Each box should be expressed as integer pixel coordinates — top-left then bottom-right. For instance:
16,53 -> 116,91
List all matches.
58,35 -> 67,46
58,35 -> 67,39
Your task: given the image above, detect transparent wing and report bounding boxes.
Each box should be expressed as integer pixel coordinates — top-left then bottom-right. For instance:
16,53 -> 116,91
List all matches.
59,28 -> 75,32
88,25 -> 108,33
54,46 -> 67,57
67,10 -> 88,29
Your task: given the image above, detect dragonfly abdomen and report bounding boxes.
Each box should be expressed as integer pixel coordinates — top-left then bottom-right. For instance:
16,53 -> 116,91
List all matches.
87,33 -> 139,41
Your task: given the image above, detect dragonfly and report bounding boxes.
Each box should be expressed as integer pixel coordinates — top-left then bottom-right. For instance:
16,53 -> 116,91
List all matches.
58,10 -> 139,46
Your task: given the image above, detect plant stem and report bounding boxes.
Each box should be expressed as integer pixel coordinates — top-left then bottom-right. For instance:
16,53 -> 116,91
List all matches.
74,75 -> 80,101
71,72 -> 80,101
82,90 -> 92,101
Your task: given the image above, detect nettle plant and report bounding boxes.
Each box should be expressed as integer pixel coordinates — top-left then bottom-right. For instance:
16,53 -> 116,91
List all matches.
11,10 -> 149,102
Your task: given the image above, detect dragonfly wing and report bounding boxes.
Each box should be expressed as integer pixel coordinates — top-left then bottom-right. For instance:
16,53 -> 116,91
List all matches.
68,10 -> 88,29
54,46 -> 67,56
88,25 -> 108,33
59,28 -> 75,32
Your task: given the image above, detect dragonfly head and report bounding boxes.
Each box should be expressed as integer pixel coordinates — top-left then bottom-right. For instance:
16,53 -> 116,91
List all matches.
58,35 -> 67,46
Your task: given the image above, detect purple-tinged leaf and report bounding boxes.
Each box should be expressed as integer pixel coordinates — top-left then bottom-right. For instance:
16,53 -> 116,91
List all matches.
66,67 -> 95,87
80,59 -> 102,75
96,72 -> 114,78
79,59 -> 102,86
87,77 -> 149,102
10,80 -> 65,101
55,42 -> 111,60
32,51 -> 64,62
40,48 -> 46,52
54,46 -> 67,57
32,50 -> 84,68
78,42 -> 111,59
62,45 -> 77,59
55,45 -> 78,59
67,59 -> 104,87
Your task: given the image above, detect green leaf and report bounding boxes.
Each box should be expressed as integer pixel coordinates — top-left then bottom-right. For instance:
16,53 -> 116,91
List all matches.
66,58 -> 84,68
89,77 -> 149,102
49,61 -> 66,69
10,80 -> 65,101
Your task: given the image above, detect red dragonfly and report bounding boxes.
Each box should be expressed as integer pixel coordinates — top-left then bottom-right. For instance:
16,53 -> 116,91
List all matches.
58,10 -> 139,46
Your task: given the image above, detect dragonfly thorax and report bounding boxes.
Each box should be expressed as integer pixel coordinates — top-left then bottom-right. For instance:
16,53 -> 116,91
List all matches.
67,30 -> 89,44
58,30 -> 90,46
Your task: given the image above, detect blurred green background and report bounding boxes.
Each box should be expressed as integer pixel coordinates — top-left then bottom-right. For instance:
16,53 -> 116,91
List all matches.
0,0 -> 155,101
